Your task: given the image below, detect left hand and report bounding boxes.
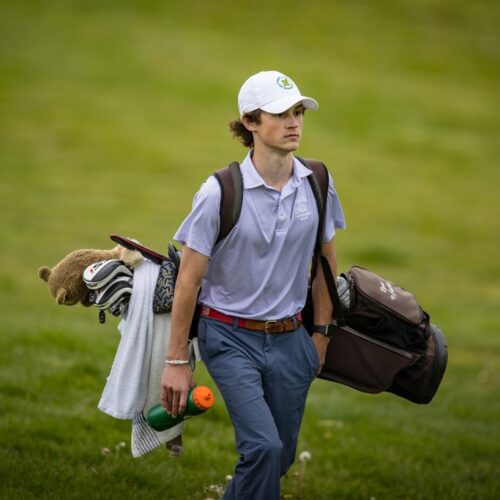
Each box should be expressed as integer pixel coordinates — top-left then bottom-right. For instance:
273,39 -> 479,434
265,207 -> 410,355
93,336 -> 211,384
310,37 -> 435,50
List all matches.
311,332 -> 331,376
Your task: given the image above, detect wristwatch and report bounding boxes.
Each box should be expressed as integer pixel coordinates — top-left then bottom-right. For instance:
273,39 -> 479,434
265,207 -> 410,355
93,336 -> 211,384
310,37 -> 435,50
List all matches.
313,324 -> 334,338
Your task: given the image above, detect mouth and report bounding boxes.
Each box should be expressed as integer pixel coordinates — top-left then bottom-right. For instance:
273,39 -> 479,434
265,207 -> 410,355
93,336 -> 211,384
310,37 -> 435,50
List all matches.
285,134 -> 300,139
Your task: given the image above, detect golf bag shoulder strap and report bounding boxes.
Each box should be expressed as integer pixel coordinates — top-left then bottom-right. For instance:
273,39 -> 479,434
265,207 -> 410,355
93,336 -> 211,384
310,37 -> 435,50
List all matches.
296,157 -> 329,245
297,157 -> 330,280
213,161 -> 244,245
213,158 -> 329,245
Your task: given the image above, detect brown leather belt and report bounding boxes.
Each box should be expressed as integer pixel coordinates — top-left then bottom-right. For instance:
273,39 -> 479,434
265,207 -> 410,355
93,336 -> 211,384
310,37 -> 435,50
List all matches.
200,305 -> 302,334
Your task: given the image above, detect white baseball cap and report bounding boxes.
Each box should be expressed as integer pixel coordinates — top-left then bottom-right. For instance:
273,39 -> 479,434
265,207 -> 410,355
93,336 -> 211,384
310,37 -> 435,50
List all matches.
238,70 -> 319,116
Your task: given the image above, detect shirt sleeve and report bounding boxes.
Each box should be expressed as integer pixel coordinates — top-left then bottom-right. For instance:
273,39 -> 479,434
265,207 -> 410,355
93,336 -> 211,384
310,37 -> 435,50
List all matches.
321,173 -> 346,243
173,176 -> 221,257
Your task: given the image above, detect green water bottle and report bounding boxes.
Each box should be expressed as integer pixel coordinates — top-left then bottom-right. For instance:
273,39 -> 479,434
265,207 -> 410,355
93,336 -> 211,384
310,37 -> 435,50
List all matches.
147,386 -> 215,431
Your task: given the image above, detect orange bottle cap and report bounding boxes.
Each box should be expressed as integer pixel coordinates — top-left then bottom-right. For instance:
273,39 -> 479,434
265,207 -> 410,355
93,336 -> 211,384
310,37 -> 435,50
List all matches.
192,386 -> 215,411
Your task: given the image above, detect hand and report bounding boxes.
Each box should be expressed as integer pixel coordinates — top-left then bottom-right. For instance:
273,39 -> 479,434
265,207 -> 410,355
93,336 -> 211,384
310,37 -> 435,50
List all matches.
160,364 -> 196,418
311,332 -> 330,376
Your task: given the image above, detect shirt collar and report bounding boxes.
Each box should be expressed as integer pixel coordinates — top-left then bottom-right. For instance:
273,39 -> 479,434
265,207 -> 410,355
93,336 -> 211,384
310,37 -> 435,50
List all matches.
240,151 -> 312,190
240,151 -> 265,189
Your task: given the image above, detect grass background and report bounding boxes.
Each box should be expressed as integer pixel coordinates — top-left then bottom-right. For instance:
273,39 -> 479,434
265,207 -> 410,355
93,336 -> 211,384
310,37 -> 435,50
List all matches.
1,0 -> 499,498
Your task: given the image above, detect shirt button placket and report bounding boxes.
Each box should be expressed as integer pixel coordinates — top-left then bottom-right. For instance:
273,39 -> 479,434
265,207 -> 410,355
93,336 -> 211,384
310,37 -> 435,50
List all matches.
276,199 -> 287,232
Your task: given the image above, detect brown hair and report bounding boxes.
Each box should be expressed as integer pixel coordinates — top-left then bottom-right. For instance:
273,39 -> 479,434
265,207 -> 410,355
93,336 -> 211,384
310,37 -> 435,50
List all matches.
228,110 -> 262,148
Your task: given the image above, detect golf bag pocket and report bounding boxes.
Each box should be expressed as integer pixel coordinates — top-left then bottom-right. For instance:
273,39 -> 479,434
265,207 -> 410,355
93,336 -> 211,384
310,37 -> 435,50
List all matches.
319,324 -> 419,393
344,266 -> 429,353
387,323 -> 448,404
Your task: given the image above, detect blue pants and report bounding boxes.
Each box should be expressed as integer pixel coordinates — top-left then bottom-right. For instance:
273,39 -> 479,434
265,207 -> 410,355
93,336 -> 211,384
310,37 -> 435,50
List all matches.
198,317 -> 320,500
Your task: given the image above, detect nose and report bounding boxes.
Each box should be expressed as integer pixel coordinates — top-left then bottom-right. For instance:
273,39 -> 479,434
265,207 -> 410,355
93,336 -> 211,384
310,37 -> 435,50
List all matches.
286,115 -> 299,128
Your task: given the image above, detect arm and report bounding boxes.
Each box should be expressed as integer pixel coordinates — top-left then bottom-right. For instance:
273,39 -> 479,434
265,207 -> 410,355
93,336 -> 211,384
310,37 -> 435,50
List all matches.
310,239 -> 338,374
160,246 -> 209,417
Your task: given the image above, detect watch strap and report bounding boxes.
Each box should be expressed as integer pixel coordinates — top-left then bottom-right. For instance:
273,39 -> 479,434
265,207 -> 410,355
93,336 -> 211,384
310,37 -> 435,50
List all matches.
313,324 -> 333,337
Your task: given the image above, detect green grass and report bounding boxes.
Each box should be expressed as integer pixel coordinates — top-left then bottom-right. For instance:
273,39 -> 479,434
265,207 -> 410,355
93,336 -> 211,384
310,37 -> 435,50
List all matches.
1,0 -> 499,498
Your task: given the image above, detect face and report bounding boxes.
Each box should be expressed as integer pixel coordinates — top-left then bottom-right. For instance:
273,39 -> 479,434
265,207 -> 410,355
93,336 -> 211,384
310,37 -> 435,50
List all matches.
245,104 -> 305,154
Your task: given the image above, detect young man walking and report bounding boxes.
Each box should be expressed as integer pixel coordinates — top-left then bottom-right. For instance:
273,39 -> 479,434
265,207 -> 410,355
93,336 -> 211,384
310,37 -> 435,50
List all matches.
161,70 -> 346,499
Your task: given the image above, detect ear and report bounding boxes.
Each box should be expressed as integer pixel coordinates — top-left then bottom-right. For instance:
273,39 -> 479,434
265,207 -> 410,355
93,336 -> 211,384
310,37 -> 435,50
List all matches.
241,114 -> 258,132
56,288 -> 67,305
39,266 -> 51,282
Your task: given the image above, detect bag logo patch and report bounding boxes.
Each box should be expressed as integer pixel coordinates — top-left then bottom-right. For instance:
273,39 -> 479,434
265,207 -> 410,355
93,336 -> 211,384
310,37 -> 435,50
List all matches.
379,281 -> 397,301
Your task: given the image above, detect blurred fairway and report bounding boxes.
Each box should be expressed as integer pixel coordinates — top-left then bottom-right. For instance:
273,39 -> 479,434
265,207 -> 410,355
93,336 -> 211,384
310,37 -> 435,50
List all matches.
1,0 -> 499,498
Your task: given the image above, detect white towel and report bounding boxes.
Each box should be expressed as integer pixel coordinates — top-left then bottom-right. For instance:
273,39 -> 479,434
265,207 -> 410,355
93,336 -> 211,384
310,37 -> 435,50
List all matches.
98,260 -> 158,419
131,312 -> 184,457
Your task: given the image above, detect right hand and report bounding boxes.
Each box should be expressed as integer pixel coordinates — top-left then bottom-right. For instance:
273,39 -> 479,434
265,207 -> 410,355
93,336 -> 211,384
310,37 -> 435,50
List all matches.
160,364 -> 196,418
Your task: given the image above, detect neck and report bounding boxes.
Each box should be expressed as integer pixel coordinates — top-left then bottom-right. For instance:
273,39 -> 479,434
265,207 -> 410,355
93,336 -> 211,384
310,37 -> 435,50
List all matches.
251,148 -> 294,191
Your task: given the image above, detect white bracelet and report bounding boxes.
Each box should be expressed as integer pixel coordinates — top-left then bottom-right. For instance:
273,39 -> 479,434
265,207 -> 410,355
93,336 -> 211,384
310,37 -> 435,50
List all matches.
165,359 -> 189,365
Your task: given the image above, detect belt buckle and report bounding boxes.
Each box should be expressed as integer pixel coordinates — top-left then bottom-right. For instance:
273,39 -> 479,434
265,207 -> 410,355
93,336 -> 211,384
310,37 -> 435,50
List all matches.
264,320 -> 280,334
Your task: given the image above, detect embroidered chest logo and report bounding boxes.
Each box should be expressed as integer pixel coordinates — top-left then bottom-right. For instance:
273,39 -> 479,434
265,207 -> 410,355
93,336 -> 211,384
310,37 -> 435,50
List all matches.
379,281 -> 397,301
295,197 -> 311,221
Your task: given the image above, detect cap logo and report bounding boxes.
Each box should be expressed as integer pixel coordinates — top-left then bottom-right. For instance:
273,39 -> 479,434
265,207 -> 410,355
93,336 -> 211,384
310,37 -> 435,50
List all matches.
276,76 -> 293,90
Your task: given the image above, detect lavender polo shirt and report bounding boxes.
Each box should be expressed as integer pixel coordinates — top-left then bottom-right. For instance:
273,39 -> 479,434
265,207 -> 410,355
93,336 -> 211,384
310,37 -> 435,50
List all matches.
174,152 -> 346,320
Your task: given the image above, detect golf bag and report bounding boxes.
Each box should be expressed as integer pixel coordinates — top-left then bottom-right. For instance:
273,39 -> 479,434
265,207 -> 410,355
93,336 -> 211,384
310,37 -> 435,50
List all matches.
302,258 -> 448,404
